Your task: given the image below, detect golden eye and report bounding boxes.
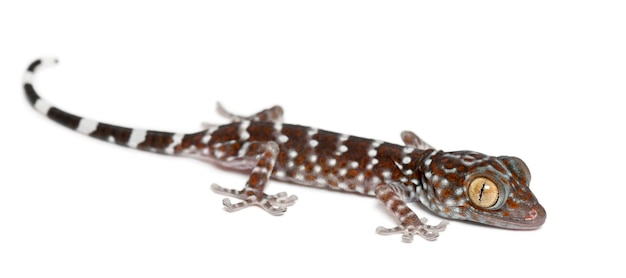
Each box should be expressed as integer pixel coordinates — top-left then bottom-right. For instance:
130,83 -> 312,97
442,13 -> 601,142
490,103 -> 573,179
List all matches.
468,177 -> 499,208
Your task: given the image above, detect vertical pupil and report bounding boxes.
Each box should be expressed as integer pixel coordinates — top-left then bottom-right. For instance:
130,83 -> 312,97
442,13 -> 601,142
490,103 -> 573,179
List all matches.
478,183 -> 486,201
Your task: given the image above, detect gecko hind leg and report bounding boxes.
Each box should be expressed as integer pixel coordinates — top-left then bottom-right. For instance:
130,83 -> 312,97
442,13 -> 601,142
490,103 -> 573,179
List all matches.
375,184 -> 448,242
401,131 -> 435,150
210,141 -> 297,215
217,102 -> 284,122
202,103 -> 284,128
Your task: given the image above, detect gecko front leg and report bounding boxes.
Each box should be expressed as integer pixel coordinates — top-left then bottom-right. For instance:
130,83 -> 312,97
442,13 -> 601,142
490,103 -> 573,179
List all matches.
375,184 -> 448,242
210,141 -> 297,215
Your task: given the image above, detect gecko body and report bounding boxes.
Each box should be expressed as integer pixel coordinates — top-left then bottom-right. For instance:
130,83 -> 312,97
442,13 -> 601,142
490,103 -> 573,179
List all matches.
24,58 -> 546,242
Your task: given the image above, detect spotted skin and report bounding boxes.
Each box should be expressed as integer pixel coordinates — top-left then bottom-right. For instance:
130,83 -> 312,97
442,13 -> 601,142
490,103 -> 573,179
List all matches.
23,58 -> 546,242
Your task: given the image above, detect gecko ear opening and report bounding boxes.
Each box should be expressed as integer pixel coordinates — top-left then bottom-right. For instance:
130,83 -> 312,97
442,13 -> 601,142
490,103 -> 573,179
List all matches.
498,156 -> 531,185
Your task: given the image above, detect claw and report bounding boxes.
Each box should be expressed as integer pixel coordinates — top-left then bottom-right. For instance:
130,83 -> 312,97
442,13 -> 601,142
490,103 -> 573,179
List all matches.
415,227 -> 439,241
269,192 -> 298,207
260,201 -> 287,216
211,183 -> 241,198
402,232 -> 414,243
427,220 -> 449,233
222,197 -> 254,212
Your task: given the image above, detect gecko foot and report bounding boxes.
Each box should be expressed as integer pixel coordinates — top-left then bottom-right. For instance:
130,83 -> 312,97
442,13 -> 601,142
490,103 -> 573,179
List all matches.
376,219 -> 449,243
202,103 -> 284,128
211,183 -> 298,216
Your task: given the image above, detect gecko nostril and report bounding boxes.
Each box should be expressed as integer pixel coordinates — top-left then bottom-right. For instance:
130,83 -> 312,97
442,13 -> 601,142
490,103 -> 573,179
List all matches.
525,208 -> 538,221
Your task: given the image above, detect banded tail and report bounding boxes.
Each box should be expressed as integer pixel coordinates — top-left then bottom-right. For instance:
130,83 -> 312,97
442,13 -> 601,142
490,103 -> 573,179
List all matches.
23,58 -> 204,155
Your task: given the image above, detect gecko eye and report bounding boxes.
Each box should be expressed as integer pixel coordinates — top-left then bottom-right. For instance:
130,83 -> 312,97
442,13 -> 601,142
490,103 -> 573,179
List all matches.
468,177 -> 499,208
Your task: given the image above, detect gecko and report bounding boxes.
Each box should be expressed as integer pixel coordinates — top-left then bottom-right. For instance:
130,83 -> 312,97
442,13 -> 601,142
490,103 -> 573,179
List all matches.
23,58 -> 546,242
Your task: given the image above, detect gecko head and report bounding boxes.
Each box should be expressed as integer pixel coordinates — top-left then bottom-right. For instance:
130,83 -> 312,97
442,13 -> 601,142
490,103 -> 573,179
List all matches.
420,151 -> 546,229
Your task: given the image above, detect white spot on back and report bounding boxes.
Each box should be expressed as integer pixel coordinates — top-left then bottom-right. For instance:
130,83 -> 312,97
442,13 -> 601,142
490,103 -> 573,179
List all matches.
76,118 -> 98,135
313,165 -> 322,173
202,134 -> 212,144
402,156 -> 411,164
239,120 -> 250,140
368,149 -> 377,157
288,150 -> 298,158
214,150 -> 226,159
372,176 -> 381,185
309,139 -> 319,147
339,168 -> 347,176
239,132 -> 250,141
127,129 -> 147,148
278,135 -> 289,143
327,158 -> 337,166
338,145 -> 348,153
203,127 -> 217,144
338,182 -> 349,190
382,171 -> 392,178
274,122 -> 283,132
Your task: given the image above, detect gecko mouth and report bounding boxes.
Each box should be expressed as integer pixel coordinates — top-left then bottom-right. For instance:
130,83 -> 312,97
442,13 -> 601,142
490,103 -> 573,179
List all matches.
469,204 -> 546,230
499,205 -> 547,230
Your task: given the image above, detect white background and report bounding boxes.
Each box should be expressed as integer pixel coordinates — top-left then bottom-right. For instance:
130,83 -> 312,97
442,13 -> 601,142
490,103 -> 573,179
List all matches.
1,1 -> 624,277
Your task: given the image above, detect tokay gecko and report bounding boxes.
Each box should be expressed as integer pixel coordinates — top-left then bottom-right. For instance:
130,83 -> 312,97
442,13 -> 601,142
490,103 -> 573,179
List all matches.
23,58 -> 546,242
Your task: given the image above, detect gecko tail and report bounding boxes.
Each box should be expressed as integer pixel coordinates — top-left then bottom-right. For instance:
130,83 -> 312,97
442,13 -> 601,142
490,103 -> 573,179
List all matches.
23,58 -> 204,155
